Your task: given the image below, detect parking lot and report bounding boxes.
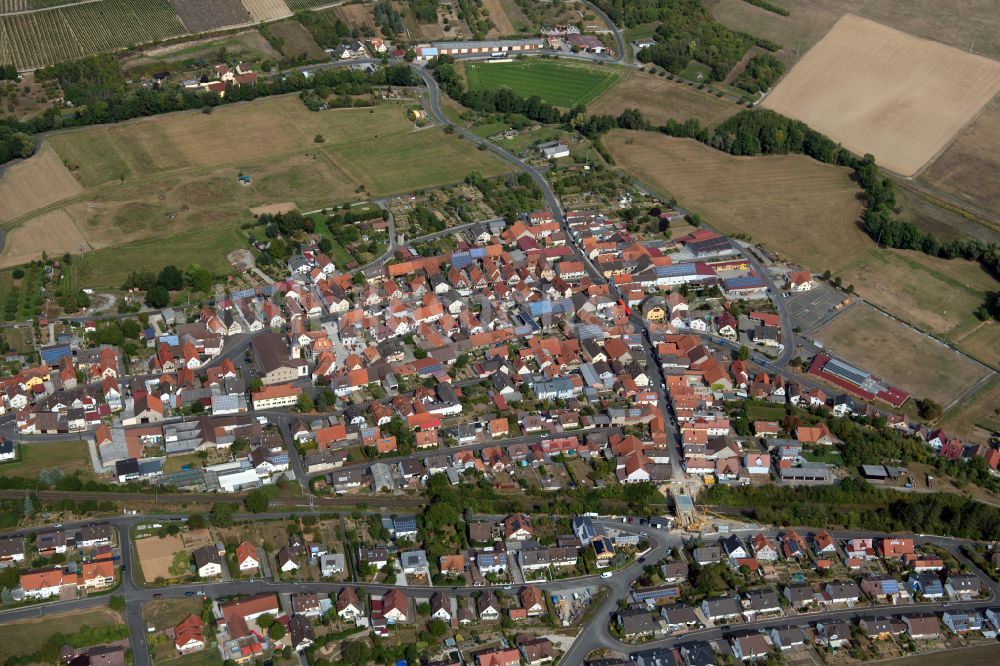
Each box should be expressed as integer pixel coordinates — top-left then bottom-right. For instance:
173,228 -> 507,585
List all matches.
784,284 -> 852,333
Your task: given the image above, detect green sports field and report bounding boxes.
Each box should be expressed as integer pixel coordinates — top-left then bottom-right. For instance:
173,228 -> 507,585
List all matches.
464,59 -> 621,108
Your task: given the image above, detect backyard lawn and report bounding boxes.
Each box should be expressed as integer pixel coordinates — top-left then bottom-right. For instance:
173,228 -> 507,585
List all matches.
0,440 -> 94,481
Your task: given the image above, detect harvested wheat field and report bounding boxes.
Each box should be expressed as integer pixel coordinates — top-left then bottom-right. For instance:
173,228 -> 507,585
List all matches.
920,95 -> 1000,217
762,14 -> 1000,176
816,304 -> 992,408
0,209 -> 90,269
241,0 -> 290,22
0,144 -> 82,223
605,130 -> 865,269
590,69 -> 738,127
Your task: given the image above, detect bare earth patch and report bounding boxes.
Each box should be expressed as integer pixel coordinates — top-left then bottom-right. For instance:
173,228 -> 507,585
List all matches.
135,534 -> 188,582
482,0 -> 514,36
0,208 -> 90,268
250,202 -> 298,216
590,68 -> 738,126
814,304 -> 992,407
762,14 -> 1000,176
0,144 -> 82,223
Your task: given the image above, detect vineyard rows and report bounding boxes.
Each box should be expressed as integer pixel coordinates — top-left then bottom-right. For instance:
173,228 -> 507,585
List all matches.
0,0 -> 96,15
284,0 -> 333,9
0,0 -> 185,70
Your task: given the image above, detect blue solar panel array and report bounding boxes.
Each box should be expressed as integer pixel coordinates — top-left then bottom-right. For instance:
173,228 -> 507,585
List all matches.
39,344 -> 71,365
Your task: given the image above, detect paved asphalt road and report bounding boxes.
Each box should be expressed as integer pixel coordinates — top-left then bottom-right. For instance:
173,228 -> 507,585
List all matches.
2,35 -> 997,666
0,514 -> 990,666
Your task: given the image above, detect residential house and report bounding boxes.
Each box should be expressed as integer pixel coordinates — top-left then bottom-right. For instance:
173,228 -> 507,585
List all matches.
477,590 -> 501,621
382,589 -> 409,624
235,541 -> 260,573
193,545 -> 223,578
173,615 -> 206,654
730,632 -> 770,662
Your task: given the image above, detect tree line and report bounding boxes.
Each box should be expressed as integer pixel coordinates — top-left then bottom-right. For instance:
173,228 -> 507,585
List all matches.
592,0 -> 781,80
575,104 -> 1000,300
702,477 -> 1000,541
0,55 -> 418,166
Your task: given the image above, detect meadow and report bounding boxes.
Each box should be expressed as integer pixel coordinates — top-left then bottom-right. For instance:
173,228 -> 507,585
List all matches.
604,129 -> 865,267
0,440 -> 94,480
0,95 -> 511,282
942,375 -> 1000,442
589,68 -> 738,126
814,304 -> 992,407
604,129 -> 1000,369
464,59 -> 620,108
0,608 -> 123,663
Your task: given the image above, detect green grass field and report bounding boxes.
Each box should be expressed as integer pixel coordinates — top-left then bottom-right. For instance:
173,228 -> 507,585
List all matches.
0,440 -> 94,481
9,97 -> 512,286
464,59 -> 620,108
0,608 -> 123,662
72,225 -> 246,291
679,61 -> 713,82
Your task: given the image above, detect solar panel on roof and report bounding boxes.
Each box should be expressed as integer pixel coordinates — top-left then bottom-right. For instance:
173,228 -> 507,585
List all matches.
824,358 -> 869,386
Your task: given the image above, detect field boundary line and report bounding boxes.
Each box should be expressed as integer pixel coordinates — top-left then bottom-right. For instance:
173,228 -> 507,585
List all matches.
910,92 -> 1000,181
858,295 -> 998,373
0,0 -> 102,18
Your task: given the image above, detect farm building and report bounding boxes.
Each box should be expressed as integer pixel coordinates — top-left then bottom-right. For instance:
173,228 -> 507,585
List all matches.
416,39 -> 544,58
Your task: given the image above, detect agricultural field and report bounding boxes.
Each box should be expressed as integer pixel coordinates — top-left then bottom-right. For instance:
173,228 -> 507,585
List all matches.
168,0 -> 252,32
0,209 -> 91,269
711,0 -> 1000,64
589,68 -> 738,126
0,0 -> 187,71
835,248 -> 1000,358
603,130 -> 1000,368
0,608 -> 123,664
814,304 -> 992,407
265,18 -> 326,61
0,95 -> 510,281
942,375 -> 1000,442
761,15 -> 1000,176
463,59 -> 620,108
895,186 -> 1000,245
0,440 -> 95,481
604,129 -> 866,268
0,144 -> 81,224
240,0 -> 291,23
284,0 -> 330,9
920,95 -> 1000,218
